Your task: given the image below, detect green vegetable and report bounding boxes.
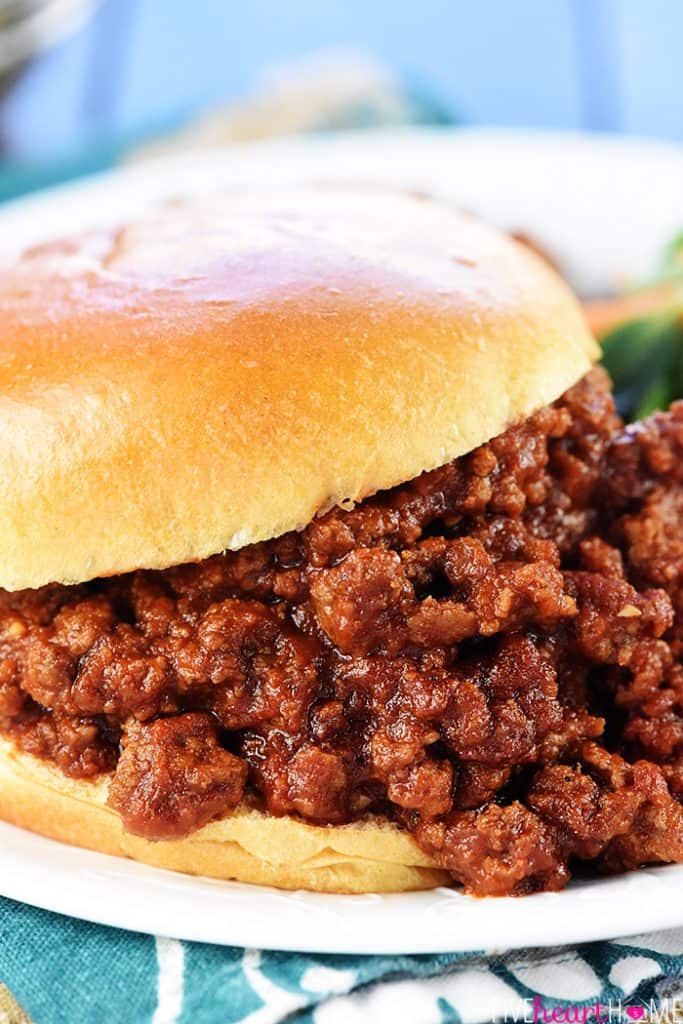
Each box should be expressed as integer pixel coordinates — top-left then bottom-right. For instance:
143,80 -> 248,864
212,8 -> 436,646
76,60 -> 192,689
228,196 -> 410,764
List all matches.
601,309 -> 683,419
658,232 -> 683,283
599,236 -> 683,420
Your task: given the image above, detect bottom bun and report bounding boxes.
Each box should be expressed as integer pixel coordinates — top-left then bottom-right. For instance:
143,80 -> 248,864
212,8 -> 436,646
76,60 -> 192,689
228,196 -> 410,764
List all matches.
0,738 -> 449,893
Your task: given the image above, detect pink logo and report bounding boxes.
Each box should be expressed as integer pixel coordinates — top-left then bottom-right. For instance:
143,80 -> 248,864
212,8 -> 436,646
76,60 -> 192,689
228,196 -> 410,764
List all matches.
531,998 -> 649,1023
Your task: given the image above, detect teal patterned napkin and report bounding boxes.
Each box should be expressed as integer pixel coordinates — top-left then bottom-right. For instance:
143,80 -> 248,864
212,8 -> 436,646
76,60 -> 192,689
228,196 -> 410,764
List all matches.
2,896 -> 683,1023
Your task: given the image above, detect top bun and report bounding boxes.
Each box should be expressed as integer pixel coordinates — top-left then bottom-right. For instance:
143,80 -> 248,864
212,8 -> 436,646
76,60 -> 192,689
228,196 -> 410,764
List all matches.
0,188 -> 597,591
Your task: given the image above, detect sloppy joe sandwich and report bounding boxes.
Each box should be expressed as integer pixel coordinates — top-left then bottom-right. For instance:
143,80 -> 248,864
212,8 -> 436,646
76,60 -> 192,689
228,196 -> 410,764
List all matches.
1,189 -> 683,897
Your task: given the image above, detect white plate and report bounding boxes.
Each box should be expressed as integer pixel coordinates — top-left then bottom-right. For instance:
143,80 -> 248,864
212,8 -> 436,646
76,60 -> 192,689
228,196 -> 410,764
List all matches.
2,128 -> 683,953
4,820 -> 683,954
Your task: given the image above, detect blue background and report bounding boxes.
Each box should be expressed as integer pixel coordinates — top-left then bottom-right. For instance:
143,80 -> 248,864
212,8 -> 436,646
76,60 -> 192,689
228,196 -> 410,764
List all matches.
2,0 -> 682,161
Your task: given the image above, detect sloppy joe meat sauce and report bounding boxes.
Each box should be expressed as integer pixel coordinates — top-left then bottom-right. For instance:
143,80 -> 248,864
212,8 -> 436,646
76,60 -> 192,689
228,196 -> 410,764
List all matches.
2,367 -> 683,896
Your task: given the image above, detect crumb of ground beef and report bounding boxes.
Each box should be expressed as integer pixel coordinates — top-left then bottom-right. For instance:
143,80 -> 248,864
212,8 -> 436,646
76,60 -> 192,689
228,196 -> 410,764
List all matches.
3,366 -> 683,896
107,713 -> 247,839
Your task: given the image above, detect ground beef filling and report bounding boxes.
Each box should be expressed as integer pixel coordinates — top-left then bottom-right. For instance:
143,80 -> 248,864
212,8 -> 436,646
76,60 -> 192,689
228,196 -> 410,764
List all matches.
3,366 -> 683,896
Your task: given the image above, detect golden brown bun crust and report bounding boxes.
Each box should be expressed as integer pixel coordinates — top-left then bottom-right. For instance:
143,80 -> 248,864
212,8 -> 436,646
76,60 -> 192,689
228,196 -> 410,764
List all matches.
0,189 -> 597,591
0,738 -> 448,892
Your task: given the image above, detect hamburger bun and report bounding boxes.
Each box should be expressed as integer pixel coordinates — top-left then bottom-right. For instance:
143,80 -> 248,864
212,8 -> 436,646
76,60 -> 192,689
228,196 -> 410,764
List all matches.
0,188 -> 598,892
0,189 -> 597,593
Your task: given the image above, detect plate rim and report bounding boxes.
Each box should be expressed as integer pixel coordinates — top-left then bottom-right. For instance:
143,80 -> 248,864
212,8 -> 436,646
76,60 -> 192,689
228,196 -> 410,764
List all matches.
2,820 -> 683,953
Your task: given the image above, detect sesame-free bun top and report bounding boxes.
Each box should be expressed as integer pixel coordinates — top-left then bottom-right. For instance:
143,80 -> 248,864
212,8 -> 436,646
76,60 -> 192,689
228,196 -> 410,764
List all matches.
0,188 -> 598,591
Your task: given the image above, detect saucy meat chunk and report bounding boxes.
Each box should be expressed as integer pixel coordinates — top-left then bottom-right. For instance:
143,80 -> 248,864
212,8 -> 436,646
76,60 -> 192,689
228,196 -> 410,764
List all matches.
108,713 -> 247,839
